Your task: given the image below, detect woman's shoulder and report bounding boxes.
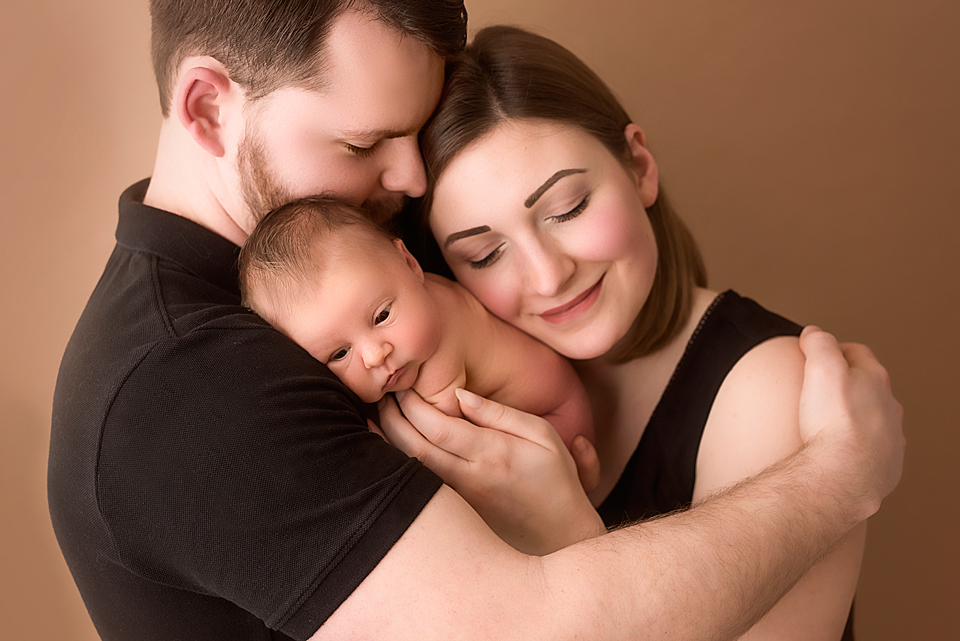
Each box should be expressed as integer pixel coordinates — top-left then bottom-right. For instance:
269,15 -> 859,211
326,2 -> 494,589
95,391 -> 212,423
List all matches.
692,318 -> 805,501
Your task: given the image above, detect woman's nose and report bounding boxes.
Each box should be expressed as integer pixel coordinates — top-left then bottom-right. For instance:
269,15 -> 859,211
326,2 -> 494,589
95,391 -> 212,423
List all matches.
522,241 -> 575,298
379,136 -> 427,198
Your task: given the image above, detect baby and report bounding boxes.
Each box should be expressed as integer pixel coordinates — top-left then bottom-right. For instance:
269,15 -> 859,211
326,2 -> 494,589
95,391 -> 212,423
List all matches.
238,196 -> 593,450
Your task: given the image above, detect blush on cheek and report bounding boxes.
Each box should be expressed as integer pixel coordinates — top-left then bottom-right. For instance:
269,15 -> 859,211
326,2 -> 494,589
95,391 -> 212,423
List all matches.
580,211 -> 645,261
468,281 -> 520,325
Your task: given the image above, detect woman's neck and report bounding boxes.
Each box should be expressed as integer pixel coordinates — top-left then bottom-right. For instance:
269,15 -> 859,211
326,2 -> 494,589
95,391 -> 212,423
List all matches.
574,287 -> 719,505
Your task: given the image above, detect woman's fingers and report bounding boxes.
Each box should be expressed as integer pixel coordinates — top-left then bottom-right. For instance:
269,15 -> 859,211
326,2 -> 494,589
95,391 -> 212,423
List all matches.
571,435 -> 601,493
394,390 -> 493,461
454,388 -> 556,447
377,394 -> 466,476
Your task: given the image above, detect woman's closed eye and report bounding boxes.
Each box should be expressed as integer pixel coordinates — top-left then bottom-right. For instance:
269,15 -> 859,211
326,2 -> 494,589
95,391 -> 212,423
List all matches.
468,242 -> 506,270
547,194 -> 590,223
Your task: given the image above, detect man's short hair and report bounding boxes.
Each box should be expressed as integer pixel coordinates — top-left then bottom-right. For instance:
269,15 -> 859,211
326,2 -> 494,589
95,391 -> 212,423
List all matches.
150,0 -> 467,116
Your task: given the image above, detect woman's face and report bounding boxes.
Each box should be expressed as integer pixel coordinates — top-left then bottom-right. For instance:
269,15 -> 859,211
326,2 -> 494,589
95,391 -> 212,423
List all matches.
430,120 -> 660,360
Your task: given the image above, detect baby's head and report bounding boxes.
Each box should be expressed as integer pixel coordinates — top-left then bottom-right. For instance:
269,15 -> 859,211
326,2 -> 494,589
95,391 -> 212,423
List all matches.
240,196 -> 441,402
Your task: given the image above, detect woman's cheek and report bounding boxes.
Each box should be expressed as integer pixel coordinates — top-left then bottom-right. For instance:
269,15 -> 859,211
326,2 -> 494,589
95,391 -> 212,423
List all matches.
465,275 -> 521,324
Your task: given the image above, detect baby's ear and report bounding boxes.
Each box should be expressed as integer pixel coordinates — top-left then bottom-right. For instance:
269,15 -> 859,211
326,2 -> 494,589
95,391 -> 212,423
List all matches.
393,238 -> 425,282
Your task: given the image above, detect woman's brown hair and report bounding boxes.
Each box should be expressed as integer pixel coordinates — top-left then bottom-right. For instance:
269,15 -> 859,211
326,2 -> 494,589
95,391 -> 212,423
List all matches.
421,25 -> 707,361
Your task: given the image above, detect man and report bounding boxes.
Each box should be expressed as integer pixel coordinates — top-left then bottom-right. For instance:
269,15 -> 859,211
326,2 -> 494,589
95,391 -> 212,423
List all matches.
49,2 -> 904,640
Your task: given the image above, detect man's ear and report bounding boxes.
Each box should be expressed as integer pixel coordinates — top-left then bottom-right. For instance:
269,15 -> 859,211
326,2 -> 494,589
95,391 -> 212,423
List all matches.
393,238 -> 425,282
174,59 -> 237,158
624,123 -> 660,208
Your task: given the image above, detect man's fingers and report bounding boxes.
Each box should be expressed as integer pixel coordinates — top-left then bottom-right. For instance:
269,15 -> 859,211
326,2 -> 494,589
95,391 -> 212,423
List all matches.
799,326 -> 847,374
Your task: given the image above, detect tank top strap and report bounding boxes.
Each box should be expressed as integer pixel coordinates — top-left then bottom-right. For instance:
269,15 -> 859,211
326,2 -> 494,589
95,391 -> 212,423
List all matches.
597,290 -> 802,525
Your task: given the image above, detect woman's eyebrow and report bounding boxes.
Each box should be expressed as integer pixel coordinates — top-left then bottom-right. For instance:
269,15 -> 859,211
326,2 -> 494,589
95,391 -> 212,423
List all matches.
524,168 -> 587,208
444,225 -> 491,248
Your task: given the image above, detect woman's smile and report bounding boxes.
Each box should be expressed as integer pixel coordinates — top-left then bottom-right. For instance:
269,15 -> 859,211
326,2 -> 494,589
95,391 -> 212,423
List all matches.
539,275 -> 605,325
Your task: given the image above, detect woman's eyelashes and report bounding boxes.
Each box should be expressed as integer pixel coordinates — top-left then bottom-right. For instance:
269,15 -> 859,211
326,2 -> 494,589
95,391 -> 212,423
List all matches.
548,194 -> 590,223
468,243 -> 505,270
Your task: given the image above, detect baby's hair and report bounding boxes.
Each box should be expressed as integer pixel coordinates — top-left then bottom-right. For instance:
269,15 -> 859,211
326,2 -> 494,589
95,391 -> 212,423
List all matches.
239,196 -> 394,323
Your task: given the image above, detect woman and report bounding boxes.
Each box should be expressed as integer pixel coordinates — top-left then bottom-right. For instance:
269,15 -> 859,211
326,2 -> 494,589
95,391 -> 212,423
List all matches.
389,26 -> 864,640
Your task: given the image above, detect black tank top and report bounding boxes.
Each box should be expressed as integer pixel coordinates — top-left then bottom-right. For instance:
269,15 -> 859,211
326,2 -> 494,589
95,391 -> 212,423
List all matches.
596,290 -> 855,640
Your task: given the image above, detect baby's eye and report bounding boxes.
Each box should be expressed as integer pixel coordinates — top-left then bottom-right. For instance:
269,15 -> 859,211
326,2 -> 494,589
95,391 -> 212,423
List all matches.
375,304 -> 392,325
329,348 -> 349,362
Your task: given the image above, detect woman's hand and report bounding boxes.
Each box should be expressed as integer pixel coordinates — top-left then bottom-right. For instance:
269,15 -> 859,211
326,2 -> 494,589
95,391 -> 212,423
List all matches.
377,388 -> 605,555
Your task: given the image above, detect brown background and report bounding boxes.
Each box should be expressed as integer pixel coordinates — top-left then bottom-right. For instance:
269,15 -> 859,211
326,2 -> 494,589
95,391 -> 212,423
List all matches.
1,0 -> 956,638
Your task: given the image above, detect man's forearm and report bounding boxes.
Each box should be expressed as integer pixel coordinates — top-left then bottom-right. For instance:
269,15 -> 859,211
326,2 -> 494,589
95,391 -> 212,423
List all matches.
537,442 -> 867,641
318,442 -> 871,641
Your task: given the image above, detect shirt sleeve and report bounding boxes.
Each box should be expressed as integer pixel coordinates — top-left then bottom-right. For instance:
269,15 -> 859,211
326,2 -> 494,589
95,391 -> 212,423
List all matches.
96,317 -> 442,639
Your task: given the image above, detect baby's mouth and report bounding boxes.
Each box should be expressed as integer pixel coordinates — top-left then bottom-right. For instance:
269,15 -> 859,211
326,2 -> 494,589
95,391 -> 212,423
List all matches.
383,365 -> 406,391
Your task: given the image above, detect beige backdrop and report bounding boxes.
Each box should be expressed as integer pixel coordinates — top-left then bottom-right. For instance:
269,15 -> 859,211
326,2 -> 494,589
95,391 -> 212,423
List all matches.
1,0 -> 956,638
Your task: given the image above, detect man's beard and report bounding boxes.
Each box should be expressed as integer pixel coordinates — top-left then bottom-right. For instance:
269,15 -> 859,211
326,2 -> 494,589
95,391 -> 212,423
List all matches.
237,130 -> 295,226
361,194 -> 408,228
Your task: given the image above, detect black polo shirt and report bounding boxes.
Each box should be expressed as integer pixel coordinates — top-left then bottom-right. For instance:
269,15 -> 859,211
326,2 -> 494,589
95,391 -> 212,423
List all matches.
49,180 -> 441,640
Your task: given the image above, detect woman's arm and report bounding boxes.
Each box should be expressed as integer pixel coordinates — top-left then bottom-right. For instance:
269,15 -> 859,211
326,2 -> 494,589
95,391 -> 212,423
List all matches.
695,335 -> 864,640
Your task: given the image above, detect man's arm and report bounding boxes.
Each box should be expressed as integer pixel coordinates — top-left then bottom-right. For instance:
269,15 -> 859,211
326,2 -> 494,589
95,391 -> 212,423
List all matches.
694,335 -> 863,640
327,327 -> 902,640
315,443 -> 887,640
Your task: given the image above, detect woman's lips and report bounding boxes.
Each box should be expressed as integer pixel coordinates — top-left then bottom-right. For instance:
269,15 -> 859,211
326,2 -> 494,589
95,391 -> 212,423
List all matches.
539,276 -> 604,325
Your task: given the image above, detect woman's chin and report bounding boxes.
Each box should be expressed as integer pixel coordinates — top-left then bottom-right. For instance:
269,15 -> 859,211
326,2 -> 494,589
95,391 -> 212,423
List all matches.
540,330 -> 620,362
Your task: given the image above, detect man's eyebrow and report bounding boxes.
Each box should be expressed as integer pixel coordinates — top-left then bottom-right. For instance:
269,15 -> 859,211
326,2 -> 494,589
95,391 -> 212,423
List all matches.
525,168 -> 588,208
338,126 -> 418,141
444,226 -> 491,248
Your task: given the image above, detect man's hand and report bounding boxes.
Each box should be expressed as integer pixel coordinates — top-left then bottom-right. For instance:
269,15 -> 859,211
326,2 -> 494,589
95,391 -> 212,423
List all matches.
797,326 -> 905,517
378,388 -> 605,555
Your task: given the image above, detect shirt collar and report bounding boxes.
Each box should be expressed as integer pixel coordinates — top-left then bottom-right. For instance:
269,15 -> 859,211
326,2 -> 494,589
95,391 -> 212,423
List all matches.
115,179 -> 242,295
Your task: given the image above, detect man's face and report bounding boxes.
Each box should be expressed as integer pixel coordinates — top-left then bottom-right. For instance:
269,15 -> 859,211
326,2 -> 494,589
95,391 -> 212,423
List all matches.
235,11 -> 445,229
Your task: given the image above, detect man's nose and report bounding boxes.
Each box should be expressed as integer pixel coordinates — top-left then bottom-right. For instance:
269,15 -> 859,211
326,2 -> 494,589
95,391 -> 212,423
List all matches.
379,136 -> 427,198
